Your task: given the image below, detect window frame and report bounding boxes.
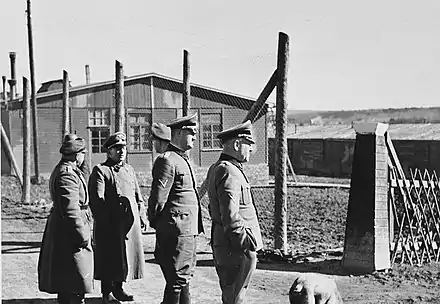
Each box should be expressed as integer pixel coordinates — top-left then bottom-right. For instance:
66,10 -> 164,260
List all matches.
87,108 -> 111,154
126,110 -> 153,153
200,112 -> 223,151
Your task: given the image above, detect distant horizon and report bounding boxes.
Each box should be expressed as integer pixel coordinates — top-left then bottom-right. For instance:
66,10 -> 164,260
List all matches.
2,0 -> 440,111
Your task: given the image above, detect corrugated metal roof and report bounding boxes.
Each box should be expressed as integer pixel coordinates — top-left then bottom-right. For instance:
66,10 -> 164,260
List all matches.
268,124 -> 440,140
4,72 -> 268,118
8,72 -> 259,105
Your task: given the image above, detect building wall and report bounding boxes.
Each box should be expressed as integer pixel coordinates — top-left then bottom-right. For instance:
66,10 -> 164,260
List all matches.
1,77 -> 268,177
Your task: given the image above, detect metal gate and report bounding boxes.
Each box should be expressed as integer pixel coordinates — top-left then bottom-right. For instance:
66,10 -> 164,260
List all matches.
389,167 -> 440,265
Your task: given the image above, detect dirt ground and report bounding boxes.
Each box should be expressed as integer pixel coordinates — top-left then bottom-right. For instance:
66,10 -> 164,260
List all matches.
2,176 -> 440,303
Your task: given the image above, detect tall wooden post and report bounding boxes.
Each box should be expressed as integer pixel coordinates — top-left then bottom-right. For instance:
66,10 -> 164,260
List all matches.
1,122 -> 23,186
22,77 -> 31,204
243,70 -> 277,123
62,70 -> 70,139
274,32 -> 289,254
115,60 -> 125,133
182,50 -> 190,117
26,0 -> 40,183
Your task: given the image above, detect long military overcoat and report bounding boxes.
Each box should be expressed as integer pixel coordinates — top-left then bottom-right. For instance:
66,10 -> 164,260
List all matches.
207,154 -> 263,262
38,160 -> 94,294
88,160 -> 146,282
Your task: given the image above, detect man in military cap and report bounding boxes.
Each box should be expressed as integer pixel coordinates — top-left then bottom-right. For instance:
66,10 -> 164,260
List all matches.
206,120 -> 263,304
88,132 -> 147,303
148,113 -> 204,304
38,134 -> 93,304
151,122 -> 171,153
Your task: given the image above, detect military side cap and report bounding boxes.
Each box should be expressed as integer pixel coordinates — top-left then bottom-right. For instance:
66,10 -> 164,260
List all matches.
103,132 -> 127,151
217,120 -> 255,144
59,134 -> 87,155
152,122 -> 171,141
167,112 -> 198,130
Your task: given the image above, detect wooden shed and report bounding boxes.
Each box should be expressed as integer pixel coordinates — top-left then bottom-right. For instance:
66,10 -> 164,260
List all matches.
1,72 -> 269,179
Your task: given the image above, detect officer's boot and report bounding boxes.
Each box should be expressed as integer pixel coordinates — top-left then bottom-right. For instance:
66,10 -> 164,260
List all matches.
113,281 -> 134,302
167,292 -> 180,304
179,284 -> 191,304
72,293 -> 86,304
101,280 -> 117,304
57,293 -> 69,304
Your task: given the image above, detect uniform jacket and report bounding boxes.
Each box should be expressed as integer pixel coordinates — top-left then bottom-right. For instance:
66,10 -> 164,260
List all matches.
207,154 -> 263,253
88,159 -> 146,281
148,144 -> 204,236
38,159 -> 93,294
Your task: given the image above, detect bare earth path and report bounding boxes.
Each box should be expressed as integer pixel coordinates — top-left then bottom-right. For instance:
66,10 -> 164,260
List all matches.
2,217 -> 440,304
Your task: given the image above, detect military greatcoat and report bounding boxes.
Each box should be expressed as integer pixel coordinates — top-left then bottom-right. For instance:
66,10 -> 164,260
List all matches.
89,159 -> 146,282
207,154 -> 263,260
38,160 -> 94,294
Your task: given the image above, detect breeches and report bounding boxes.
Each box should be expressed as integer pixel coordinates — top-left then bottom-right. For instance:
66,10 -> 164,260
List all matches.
213,247 -> 257,304
155,233 -> 197,293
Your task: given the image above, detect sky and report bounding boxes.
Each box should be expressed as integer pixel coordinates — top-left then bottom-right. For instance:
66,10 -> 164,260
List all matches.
1,0 -> 440,111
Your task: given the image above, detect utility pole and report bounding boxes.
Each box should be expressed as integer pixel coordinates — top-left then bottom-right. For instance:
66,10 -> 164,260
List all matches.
26,0 -> 40,183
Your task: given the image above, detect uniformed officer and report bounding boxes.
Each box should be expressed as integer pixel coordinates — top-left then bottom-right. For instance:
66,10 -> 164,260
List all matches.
151,122 -> 171,153
38,134 -> 93,304
206,120 -> 263,304
88,132 -> 146,304
148,113 -> 204,304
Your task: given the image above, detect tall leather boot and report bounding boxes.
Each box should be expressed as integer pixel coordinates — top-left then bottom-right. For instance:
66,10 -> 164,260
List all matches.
113,281 -> 134,302
57,293 -> 70,304
72,293 -> 85,304
179,284 -> 191,304
101,281 -> 117,304
164,290 -> 180,304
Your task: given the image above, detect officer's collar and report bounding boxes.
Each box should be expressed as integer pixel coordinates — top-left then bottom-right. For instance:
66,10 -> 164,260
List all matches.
167,143 -> 188,158
105,158 -> 126,168
60,159 -> 77,169
219,153 -> 243,170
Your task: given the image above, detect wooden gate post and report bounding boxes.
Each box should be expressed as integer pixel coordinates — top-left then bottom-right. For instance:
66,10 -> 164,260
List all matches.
342,122 -> 390,273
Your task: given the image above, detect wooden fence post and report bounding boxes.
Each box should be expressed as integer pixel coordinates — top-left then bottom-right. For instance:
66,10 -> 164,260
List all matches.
274,32 -> 289,254
243,70 -> 277,123
27,0 -> 41,183
22,77 -> 31,204
115,60 -> 125,133
62,70 -> 70,140
1,122 -> 22,186
183,50 -> 190,117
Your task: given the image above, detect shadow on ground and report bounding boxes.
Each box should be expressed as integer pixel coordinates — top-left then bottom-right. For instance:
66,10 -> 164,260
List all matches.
1,240 -> 42,254
2,298 -> 104,304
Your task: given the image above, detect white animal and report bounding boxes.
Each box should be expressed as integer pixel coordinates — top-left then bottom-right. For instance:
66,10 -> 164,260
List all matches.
289,273 -> 343,304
